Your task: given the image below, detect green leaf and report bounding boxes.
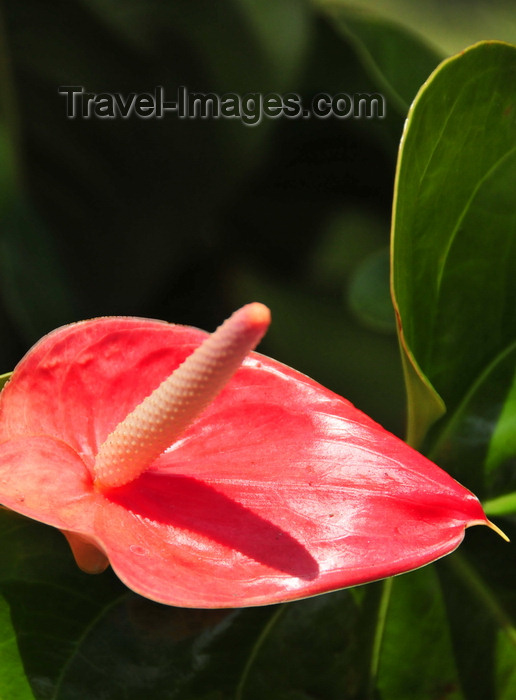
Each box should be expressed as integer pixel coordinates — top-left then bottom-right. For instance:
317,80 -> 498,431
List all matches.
237,570 -> 466,700
348,247 -> 396,333
376,568 -> 462,700
485,493 -> 516,518
437,524 -> 516,700
237,593 -> 358,699
391,41 -> 516,446
427,342 -> 516,501
485,363 -> 516,483
0,511 -> 124,698
389,41 -> 516,700
0,592 -> 35,699
319,3 -> 442,115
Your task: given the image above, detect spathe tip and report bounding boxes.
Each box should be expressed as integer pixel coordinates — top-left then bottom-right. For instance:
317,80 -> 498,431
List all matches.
487,519 -> 510,542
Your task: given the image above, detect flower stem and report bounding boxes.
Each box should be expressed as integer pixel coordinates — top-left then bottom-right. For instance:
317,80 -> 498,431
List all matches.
367,577 -> 393,699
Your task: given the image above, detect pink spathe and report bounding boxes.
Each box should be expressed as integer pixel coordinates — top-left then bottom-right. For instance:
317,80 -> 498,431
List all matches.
0,306 -> 499,608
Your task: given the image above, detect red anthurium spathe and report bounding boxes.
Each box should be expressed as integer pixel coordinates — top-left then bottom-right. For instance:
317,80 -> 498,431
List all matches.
0,303 -> 505,608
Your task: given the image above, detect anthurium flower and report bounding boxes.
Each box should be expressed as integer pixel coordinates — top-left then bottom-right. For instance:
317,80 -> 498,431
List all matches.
0,303 -> 505,608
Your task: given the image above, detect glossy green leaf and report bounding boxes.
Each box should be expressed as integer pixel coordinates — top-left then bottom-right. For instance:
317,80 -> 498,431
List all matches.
391,41 -> 516,447
389,39 -> 516,700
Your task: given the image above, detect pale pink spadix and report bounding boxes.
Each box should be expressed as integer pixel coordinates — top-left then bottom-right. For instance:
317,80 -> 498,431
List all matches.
93,303 -> 271,490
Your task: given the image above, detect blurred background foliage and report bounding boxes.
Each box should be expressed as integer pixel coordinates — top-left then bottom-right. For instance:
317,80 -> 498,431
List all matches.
0,0 -> 514,439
